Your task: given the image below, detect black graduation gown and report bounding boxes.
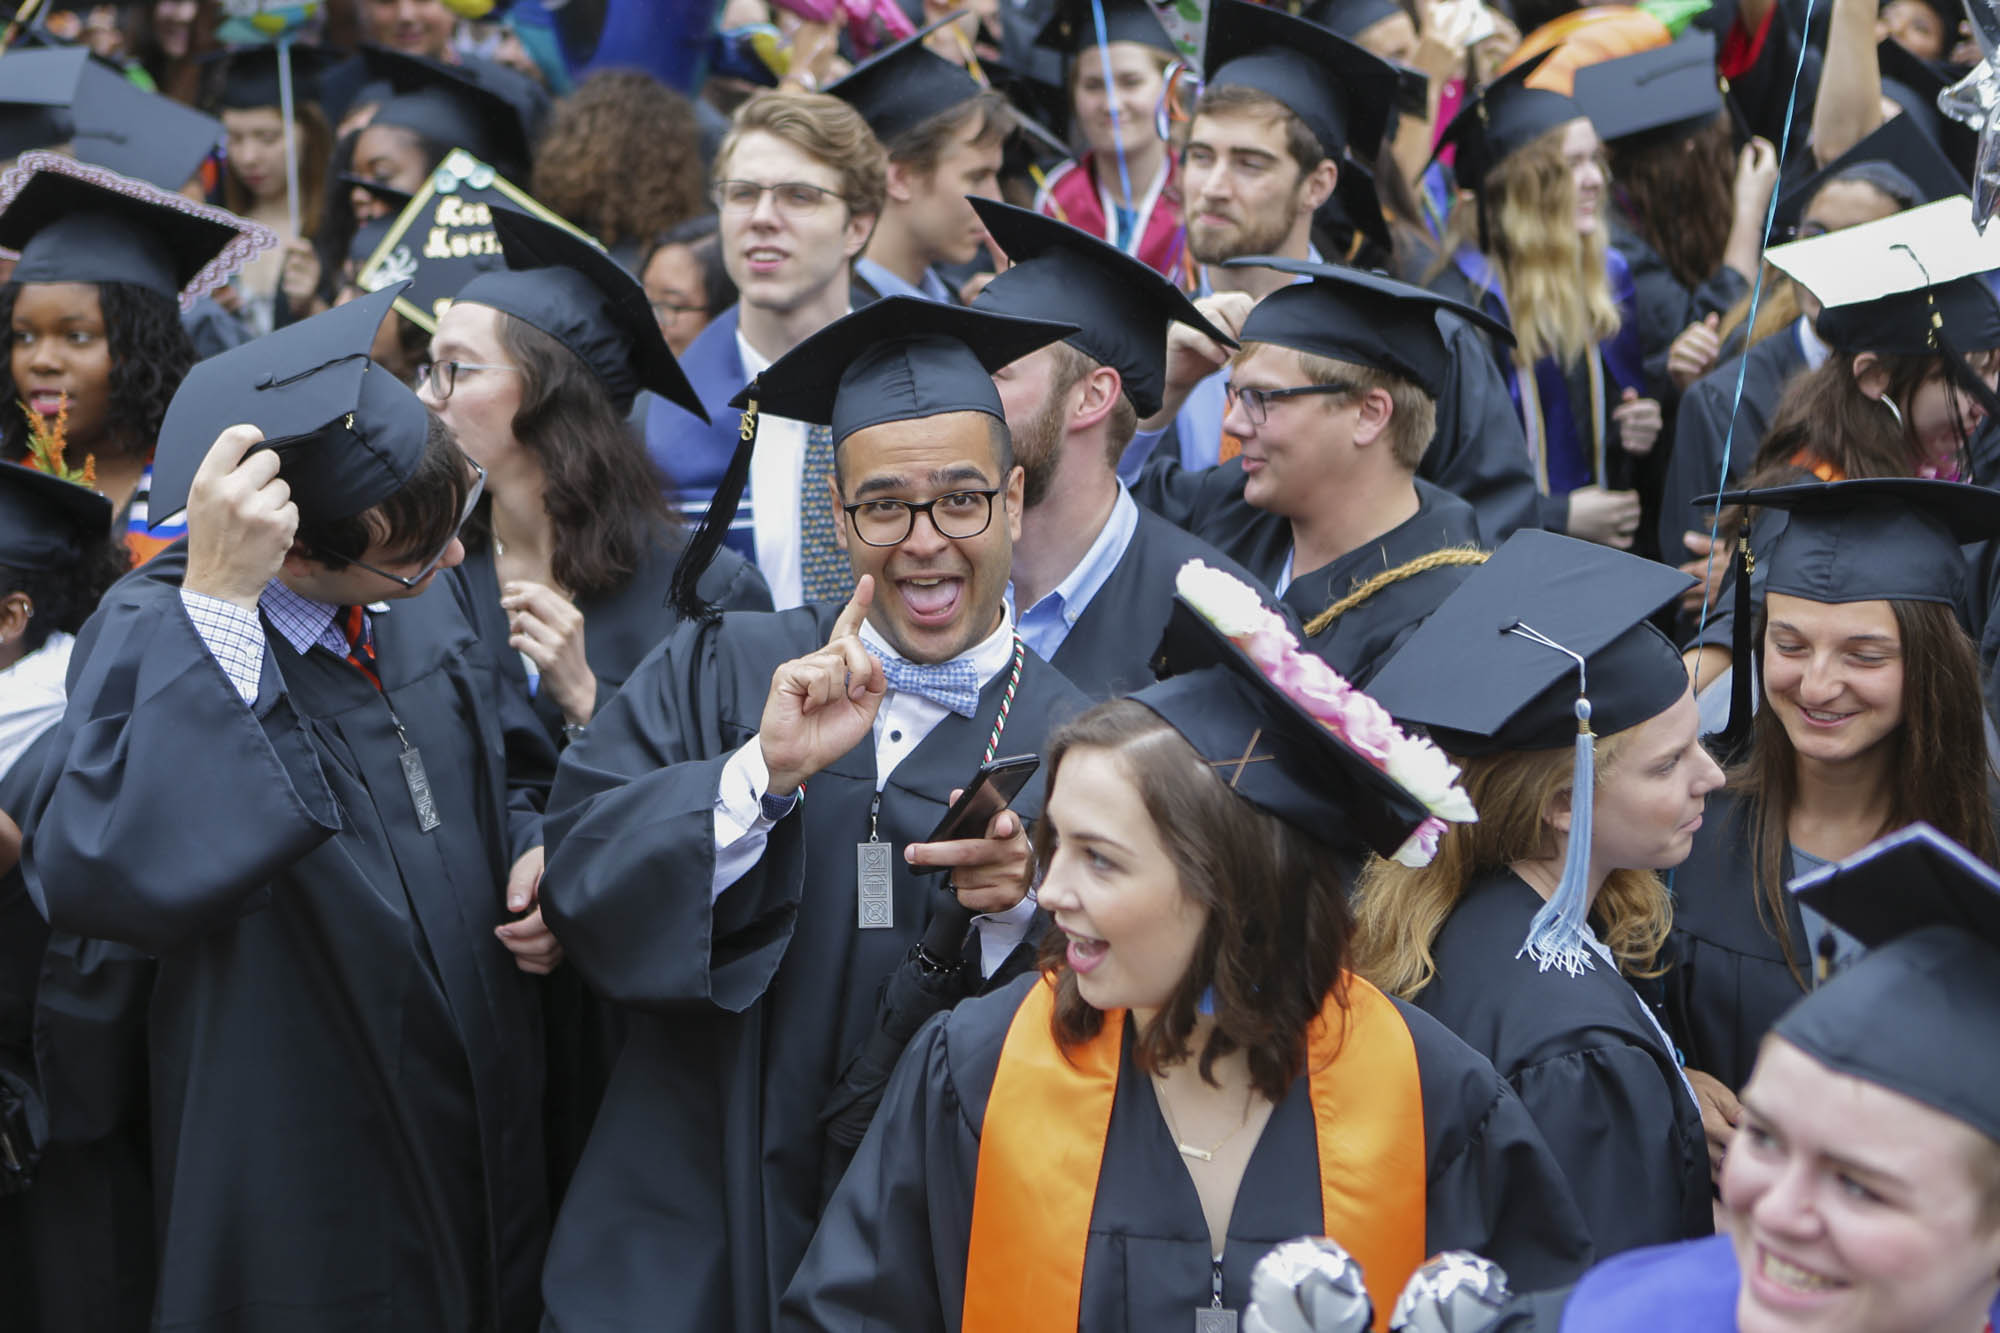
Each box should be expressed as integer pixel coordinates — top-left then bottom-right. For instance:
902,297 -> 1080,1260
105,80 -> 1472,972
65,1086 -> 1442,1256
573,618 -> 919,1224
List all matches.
777,971 -> 1597,1332
21,543 -> 557,1333
1660,790 -> 1806,1095
1607,212 -> 1750,398
446,532 -> 771,1204
1046,505 -> 1276,700
1413,870 -> 1712,1260
536,604 -> 1087,1333
1654,326 -> 1806,565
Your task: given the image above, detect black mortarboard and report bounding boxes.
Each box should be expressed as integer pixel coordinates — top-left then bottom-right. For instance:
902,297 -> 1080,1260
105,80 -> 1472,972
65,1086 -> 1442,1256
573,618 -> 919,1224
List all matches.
455,205 -> 706,419
1876,37 -> 1979,175
204,43 -> 341,112
361,45 -> 546,176
1769,112 -> 1963,240
340,172 -> 415,217
1226,255 -> 1513,398
671,297 -> 1077,618
348,214 -> 396,268
1033,0 -> 1176,54
1367,529 -> 1694,756
354,150 -> 576,335
1433,49 -> 1581,191
825,17 -> 985,146
0,48 -> 223,191
0,151 -> 263,306
0,461 -> 114,567
970,196 -> 1233,418
1571,31 -> 1722,144
1202,0 -> 1401,160
1303,0 -> 1407,41
1136,595 -> 1431,858
1774,823 -> 2000,1146
149,283 -> 434,527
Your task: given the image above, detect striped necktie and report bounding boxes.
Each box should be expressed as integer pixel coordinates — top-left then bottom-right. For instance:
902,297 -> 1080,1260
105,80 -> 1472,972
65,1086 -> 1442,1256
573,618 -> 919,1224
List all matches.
798,421 -> 856,604
339,605 -> 381,691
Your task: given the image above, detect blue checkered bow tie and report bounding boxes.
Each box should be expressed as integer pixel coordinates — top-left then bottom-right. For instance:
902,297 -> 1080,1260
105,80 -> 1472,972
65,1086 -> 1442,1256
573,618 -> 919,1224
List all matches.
867,648 -> 983,718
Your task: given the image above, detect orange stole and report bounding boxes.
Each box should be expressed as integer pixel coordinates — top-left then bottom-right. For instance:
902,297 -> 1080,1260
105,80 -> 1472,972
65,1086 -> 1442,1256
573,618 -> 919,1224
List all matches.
962,974 -> 1427,1332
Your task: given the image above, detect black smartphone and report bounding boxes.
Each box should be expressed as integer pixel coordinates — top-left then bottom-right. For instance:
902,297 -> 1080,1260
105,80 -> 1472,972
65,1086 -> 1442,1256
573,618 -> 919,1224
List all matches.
914,754 -> 1041,874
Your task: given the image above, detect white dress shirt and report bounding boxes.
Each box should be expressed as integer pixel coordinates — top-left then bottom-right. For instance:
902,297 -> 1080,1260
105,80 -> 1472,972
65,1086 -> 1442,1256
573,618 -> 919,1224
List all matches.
739,331 -> 809,610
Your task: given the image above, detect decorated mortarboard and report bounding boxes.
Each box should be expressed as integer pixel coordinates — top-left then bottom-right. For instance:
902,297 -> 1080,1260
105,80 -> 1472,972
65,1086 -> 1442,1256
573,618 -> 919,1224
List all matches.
149,283 -> 434,528
202,42 -> 342,111
0,48 -> 223,191
360,45 -> 547,177
1225,255 -> 1513,398
348,214 -> 395,268
1570,30 -> 1721,144
970,196 -> 1234,418
455,205 -> 706,419
1137,560 -> 1475,863
1774,822 -> 2000,1146
669,297 -> 1078,619
1033,0 -> 1176,55
1769,111 -> 1964,240
1201,0 -> 1402,160
0,452 -> 114,569
354,148 -> 581,336
825,15 -> 986,145
1367,530 -> 1695,975
0,151 -> 273,309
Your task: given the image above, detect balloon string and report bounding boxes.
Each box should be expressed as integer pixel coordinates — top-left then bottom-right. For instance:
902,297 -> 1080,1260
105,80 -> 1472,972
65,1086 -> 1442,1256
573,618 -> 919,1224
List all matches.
1088,0 -> 1138,251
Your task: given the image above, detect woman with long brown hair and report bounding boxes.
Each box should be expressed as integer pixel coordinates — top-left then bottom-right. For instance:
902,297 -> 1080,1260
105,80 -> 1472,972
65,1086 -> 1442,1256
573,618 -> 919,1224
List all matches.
1665,480 -> 2000,1181
783,563 -> 1593,1330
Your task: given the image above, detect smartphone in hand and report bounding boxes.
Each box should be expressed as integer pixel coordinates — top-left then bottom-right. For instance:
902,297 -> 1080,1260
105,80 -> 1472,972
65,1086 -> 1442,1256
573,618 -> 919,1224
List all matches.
913,754 -> 1040,875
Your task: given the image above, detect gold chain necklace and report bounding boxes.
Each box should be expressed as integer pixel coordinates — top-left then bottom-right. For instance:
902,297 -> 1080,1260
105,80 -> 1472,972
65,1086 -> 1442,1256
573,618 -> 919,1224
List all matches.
1152,1075 -> 1255,1163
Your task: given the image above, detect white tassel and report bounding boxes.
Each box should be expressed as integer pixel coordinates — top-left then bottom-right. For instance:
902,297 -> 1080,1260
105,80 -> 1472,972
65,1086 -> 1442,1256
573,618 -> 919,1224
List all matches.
1519,697 -> 1598,976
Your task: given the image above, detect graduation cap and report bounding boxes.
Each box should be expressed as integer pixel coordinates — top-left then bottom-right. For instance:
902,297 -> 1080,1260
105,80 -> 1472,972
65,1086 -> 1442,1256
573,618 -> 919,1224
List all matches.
0,47 -> 223,191
354,149 -> 582,335
1433,48 -> 1580,192
1033,0 -> 1177,55
825,16 -> 987,146
361,45 -> 546,176
670,297 -> 1078,619
1367,530 -> 1695,975
0,151 -> 271,309
149,283 -> 434,528
348,214 -> 396,269
970,196 -> 1233,418
0,460 -> 115,568
340,172 -> 415,218
1769,112 -> 1965,241
1302,0 -> 1407,41
455,205 -> 706,419
1876,36 -> 1979,175
1773,823 -> 2000,1146
202,43 -> 343,112
0,47 -> 87,162
1134,591 -> 1435,858
1224,255 -> 1513,398
1765,194 -> 2000,325
1202,0 -> 1402,161
1570,30 -> 1722,145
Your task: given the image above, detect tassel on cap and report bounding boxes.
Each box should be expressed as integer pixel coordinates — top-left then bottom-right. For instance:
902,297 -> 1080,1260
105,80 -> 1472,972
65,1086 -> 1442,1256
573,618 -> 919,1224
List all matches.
1508,622 -> 1599,975
670,396 -> 760,621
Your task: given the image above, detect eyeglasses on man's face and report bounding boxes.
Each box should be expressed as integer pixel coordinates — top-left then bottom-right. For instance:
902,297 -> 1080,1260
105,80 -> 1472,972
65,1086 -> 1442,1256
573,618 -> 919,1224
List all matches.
320,460 -> 487,590
1224,380 -> 1360,426
840,489 -> 1001,547
710,179 -> 848,219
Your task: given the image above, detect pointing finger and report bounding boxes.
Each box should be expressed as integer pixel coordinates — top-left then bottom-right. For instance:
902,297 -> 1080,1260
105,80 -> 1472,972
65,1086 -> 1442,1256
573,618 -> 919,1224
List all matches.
829,574 -> 874,644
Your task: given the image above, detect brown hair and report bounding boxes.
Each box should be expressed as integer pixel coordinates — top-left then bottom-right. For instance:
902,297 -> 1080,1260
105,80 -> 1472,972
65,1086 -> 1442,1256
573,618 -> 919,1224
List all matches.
478,312 -> 675,598
1352,729 -> 1671,999
1745,350 -> 1965,491
1047,339 -> 1138,465
1608,114 -> 1734,292
1734,597 -> 2000,983
1190,83 -> 1326,175
1298,347 -> 1435,472
530,71 -> 708,247
716,90 -> 889,219
885,88 -> 1014,175
222,100 -> 332,239
1717,266 -> 1803,350
296,411 -> 472,570
1034,700 -> 1356,1102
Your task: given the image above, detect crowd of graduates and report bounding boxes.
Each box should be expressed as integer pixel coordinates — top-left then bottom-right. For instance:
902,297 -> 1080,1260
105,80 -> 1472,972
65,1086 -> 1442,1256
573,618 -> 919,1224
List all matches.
7,0 -> 2000,1330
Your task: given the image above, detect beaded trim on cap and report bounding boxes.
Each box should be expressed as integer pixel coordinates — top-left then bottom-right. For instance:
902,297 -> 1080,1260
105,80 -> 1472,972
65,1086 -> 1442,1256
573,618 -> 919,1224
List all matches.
0,150 -> 278,313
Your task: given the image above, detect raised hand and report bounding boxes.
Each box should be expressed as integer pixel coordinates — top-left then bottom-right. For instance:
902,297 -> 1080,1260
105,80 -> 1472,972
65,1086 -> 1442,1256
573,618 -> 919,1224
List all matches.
759,577 -> 888,797
183,425 -> 297,610
503,580 -> 595,727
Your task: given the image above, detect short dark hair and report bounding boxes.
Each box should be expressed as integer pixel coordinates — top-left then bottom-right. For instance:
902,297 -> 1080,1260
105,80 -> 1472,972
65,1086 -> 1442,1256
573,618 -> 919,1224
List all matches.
646,214 -> 738,317
833,411 -> 1013,490
1189,83 -> 1326,176
0,534 -> 131,656
1034,699 -> 1356,1102
886,89 -> 1014,175
296,412 -> 471,570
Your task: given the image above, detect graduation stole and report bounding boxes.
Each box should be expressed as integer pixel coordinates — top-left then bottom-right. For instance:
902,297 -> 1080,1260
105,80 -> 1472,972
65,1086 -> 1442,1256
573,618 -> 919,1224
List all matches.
961,973 -> 1427,1333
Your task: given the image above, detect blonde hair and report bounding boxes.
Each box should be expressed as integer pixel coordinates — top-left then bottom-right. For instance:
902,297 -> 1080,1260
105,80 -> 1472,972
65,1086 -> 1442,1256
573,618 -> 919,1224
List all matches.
1444,121 -> 1620,368
1351,728 -> 1672,999
1230,344 -> 1436,472
715,90 -> 888,219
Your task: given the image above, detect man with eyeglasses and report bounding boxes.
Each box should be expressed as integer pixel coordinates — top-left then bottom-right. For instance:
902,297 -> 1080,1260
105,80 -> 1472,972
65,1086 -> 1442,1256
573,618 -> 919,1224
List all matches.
642,88 -> 886,608
536,298 -> 1087,1333
825,26 -> 1011,306
1123,0 -> 1541,548
21,285 -> 560,1331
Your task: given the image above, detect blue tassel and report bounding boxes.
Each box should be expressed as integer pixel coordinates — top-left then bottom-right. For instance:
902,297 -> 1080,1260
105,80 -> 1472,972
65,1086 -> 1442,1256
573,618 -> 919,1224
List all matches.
1519,697 -> 1598,976
1197,985 -> 1216,1016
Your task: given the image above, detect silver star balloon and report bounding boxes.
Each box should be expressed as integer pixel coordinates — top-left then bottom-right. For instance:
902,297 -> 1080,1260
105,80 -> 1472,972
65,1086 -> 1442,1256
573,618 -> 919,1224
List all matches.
1245,1237 -> 1374,1333
1388,1251 -> 1513,1333
1940,0 -> 2000,229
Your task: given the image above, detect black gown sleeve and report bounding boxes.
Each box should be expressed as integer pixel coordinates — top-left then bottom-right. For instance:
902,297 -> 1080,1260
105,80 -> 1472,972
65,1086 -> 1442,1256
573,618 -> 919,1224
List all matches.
1423,315 -> 1543,543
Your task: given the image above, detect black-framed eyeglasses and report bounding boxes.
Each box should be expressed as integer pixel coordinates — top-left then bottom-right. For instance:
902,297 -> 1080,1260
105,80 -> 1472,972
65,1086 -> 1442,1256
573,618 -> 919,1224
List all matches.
322,461 -> 487,590
415,360 -> 520,403
841,489 -> 1000,547
710,179 -> 847,218
1225,380 -> 1361,426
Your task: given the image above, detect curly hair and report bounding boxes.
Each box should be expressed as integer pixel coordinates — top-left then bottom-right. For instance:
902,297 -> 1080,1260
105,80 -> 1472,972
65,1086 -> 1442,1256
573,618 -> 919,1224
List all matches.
0,533 -> 132,656
1034,700 -> 1357,1103
0,280 -> 194,464
531,71 -> 709,247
